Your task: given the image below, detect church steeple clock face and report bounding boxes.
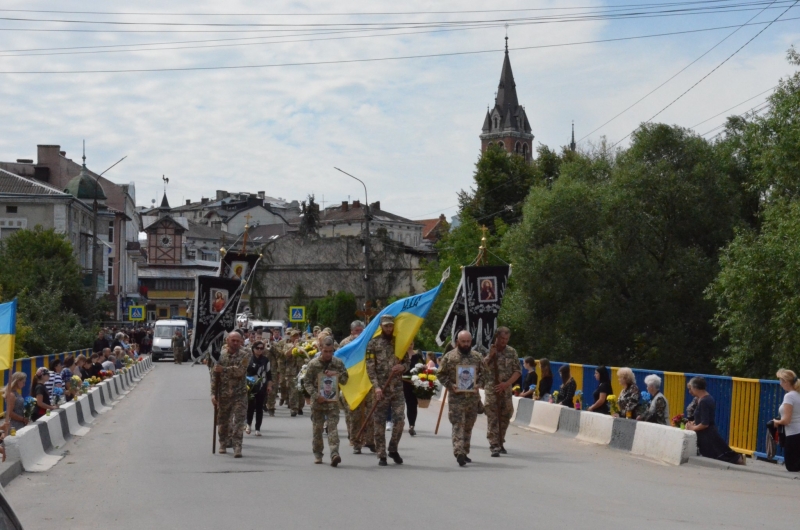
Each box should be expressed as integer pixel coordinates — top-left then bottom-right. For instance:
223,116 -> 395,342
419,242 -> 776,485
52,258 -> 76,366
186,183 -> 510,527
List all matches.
160,234 -> 173,248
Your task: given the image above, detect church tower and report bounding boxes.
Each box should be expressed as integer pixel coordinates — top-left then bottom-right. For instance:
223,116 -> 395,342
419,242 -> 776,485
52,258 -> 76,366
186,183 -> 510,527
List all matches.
480,38 -> 534,161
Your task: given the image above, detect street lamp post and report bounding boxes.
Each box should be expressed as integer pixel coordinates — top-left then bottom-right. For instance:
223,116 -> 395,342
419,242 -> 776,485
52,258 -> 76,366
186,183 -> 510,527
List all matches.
334,167 -> 371,305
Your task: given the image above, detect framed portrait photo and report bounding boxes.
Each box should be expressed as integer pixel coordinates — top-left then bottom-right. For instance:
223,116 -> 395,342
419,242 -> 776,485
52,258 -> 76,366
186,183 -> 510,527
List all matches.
455,365 -> 478,393
477,276 -> 498,303
317,374 -> 339,402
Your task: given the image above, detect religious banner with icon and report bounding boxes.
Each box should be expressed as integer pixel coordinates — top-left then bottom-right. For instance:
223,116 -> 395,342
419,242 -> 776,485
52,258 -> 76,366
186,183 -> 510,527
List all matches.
462,265 -> 511,353
191,275 -> 245,363
435,276 -> 467,348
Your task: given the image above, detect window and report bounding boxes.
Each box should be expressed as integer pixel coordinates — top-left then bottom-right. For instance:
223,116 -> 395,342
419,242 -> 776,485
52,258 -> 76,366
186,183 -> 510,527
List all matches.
157,308 -> 168,318
107,257 -> 113,286
5,206 -> 16,213
108,221 -> 114,243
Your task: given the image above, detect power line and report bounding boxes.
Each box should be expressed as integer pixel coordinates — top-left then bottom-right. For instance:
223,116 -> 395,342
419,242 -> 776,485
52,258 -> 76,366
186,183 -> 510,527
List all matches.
610,0 -> 798,148
1,17 -> 794,59
1,17 -> 798,74
689,85 -> 777,128
578,0 -> 780,143
700,100 -> 771,136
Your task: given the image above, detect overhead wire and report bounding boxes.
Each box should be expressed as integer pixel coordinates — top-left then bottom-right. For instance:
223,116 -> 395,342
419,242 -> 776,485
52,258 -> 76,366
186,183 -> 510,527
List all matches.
689,85 -> 777,128
0,16 -> 798,74
610,0 -> 798,148
577,0 -> 781,143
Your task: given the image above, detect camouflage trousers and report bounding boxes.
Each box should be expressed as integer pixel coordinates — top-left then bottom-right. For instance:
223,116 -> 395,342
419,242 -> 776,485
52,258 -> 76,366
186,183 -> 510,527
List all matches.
279,374 -> 289,405
448,395 -> 480,457
373,390 -> 405,459
286,377 -> 304,413
266,377 -> 278,411
350,391 -> 375,449
484,392 -> 514,450
311,405 -> 340,457
173,347 -> 184,364
218,394 -> 248,450
340,393 -> 352,439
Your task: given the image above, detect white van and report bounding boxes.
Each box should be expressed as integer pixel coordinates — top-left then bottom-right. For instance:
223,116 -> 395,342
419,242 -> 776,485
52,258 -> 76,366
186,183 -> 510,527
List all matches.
247,320 -> 286,339
151,319 -> 189,362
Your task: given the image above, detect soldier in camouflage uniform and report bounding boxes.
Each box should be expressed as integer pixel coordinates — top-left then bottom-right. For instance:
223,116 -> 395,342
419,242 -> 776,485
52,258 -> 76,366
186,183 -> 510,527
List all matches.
275,328 -> 289,407
302,336 -> 349,466
366,315 -> 410,466
338,320 -> 364,446
483,327 -> 521,457
437,330 -> 486,466
266,330 -> 284,416
211,332 -> 252,458
283,329 -> 307,416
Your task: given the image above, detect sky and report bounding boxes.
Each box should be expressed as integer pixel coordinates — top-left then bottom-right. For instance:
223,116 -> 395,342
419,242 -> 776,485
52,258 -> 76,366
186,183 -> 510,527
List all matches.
0,0 -> 797,221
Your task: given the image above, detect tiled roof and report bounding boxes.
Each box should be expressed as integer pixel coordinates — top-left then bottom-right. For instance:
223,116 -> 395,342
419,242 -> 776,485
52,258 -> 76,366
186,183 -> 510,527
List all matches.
0,168 -> 69,196
186,220 -> 235,240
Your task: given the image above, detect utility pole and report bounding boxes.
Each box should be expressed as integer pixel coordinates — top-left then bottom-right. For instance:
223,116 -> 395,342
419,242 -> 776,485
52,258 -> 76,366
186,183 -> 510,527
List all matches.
334,167 -> 371,305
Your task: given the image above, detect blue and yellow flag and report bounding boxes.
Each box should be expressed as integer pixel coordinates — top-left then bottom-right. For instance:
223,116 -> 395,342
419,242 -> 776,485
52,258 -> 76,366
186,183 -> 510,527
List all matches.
0,299 -> 17,371
335,283 -> 444,409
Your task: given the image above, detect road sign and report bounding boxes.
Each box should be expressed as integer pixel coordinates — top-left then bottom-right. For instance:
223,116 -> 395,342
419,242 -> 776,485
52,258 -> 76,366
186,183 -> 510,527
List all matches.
129,305 -> 145,321
289,306 -> 306,323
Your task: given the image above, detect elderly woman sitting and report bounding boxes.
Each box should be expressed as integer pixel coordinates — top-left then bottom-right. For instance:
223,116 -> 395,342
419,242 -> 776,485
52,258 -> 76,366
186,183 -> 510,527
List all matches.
614,367 -> 641,419
637,374 -> 669,424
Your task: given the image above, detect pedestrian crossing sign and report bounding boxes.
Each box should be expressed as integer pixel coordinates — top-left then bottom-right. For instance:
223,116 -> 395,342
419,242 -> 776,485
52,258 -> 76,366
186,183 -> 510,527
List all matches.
289,306 -> 306,323
129,306 -> 145,321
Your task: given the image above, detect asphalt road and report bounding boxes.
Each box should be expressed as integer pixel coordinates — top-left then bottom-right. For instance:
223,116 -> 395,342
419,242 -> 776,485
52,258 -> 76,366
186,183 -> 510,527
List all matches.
6,363 -> 799,530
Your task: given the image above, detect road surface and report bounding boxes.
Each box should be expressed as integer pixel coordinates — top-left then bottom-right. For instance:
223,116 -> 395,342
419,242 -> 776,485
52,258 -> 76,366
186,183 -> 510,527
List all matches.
6,363 -> 799,529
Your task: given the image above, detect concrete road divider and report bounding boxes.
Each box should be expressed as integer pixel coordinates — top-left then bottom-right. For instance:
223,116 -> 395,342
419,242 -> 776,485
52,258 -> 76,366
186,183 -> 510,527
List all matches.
75,395 -> 96,424
61,401 -> 90,436
529,401 -> 562,433
512,397 -> 534,427
37,410 -> 68,450
88,388 -> 111,414
630,421 -> 697,465
557,407 -> 581,437
609,417 -> 637,451
575,410 -> 614,445
4,424 -> 63,472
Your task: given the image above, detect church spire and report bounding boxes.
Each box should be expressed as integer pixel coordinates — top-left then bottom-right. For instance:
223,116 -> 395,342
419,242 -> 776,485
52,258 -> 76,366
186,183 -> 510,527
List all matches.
570,121 -> 576,152
496,36 -> 518,111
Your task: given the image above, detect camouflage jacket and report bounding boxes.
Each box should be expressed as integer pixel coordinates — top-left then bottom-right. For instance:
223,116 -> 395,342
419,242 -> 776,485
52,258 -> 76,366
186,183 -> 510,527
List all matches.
210,345 -> 252,399
438,347 -> 486,403
338,334 -> 358,347
483,345 -> 521,395
366,335 -> 409,394
302,356 -> 349,407
282,341 -> 308,375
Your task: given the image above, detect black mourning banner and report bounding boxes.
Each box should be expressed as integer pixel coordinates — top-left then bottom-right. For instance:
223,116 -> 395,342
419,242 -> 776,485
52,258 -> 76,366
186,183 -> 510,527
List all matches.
462,265 -> 511,353
219,252 -> 261,281
191,275 -> 245,363
436,276 -> 467,348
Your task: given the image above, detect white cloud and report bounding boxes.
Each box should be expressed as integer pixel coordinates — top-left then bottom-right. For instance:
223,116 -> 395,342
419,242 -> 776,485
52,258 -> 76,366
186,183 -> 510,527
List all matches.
0,0 -> 797,218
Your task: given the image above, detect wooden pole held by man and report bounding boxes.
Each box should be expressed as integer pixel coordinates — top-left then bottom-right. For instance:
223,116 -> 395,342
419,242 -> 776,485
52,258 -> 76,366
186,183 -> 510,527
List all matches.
355,371 -> 397,441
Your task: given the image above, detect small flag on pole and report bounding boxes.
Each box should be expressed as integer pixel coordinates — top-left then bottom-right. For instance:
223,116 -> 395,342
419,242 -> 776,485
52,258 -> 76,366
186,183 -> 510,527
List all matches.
0,299 -> 17,371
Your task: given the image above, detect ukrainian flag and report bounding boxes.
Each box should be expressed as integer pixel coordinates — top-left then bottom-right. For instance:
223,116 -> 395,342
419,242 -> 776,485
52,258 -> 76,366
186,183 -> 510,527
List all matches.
336,283 -> 443,409
0,299 -> 17,371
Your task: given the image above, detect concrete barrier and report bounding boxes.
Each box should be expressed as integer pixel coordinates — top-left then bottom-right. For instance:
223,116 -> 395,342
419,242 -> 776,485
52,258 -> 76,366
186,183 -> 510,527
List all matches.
61,401 -> 90,436
88,388 -> 111,414
512,398 -> 534,427
529,401 -> 562,433
609,418 -> 637,451
630,421 -> 697,465
575,411 -> 614,445
4,424 -> 63,472
37,411 -> 68,450
75,395 -> 95,424
557,407 -> 581,437
106,379 -> 119,401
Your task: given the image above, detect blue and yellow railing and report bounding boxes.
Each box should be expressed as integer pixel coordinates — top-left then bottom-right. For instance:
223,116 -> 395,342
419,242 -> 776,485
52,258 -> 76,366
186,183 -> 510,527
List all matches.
0,349 -> 92,417
519,360 -> 785,461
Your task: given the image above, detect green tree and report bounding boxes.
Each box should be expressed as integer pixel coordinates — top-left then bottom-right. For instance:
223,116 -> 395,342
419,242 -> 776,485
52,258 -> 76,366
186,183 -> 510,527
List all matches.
312,291 -> 357,338
708,48 -> 800,377
299,195 -> 321,238
502,124 -> 744,371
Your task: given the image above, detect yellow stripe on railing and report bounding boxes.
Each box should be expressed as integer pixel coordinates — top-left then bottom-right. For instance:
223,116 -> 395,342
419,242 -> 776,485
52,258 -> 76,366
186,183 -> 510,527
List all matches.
610,367 -> 622,397
570,364 -> 584,395
663,372 -> 685,420
729,378 -> 760,455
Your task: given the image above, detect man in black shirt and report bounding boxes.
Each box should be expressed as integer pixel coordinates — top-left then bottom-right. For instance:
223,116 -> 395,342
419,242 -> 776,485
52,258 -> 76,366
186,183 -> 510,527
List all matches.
93,330 -> 110,353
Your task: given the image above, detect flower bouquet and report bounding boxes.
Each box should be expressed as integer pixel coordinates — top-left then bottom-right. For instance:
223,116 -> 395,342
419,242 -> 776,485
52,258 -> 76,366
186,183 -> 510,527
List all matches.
69,375 -> 82,396
512,385 -> 521,396
550,390 -> 559,404
52,387 -> 65,407
638,391 -> 652,417
575,390 -> 583,410
296,363 -> 311,402
246,375 -> 264,400
528,384 -> 537,398
23,396 -> 37,421
671,413 -> 687,429
81,381 -> 90,394
99,370 -> 114,380
607,394 -> 619,415
89,376 -> 101,386
404,364 -> 441,407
